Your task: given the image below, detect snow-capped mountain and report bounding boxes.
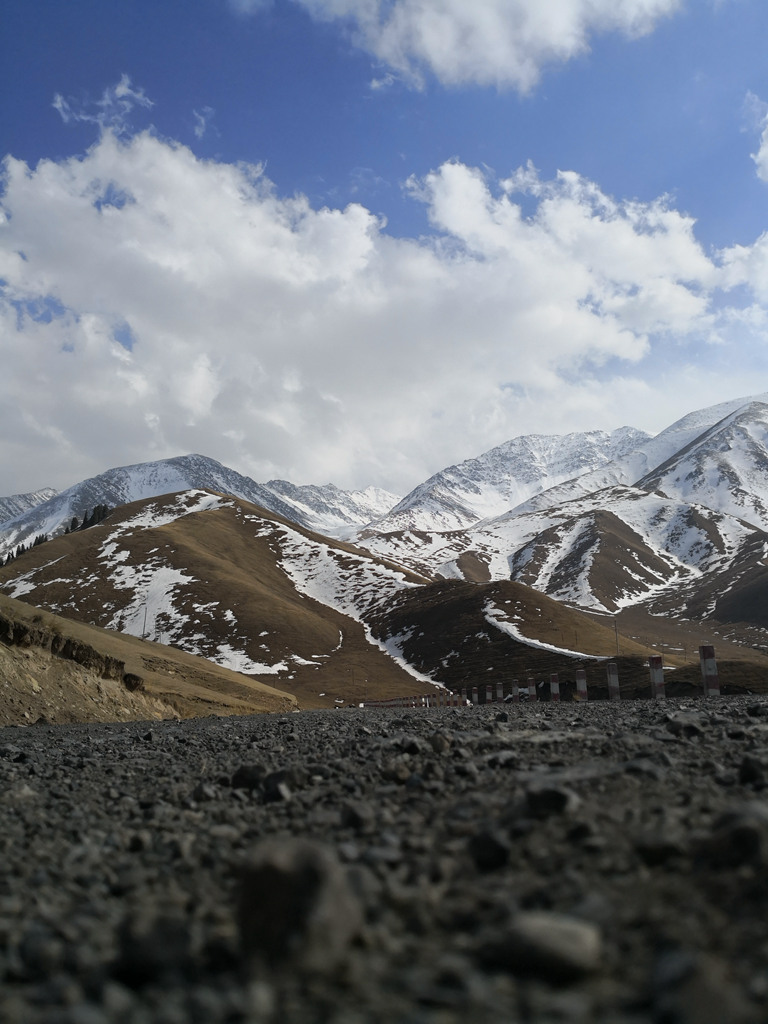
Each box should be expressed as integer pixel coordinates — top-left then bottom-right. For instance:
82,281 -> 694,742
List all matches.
358,483 -> 763,612
5,391 -> 768,648
637,401 -> 768,532
0,488 -> 58,526
512,393 -> 768,516
264,480 -> 400,538
0,489 -> 434,706
0,488 -> 670,704
0,455 -> 393,558
367,427 -> 651,533
354,393 -> 768,623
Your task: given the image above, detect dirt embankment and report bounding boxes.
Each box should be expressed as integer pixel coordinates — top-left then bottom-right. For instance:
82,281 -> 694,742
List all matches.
0,607 -> 136,684
0,601 -> 180,725
0,595 -> 299,724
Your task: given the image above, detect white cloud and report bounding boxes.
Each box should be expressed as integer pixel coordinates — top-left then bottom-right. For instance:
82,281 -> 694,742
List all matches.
0,125 -> 758,494
228,0 -> 274,12
278,0 -> 682,90
745,91 -> 768,183
192,106 -> 216,140
53,74 -> 154,135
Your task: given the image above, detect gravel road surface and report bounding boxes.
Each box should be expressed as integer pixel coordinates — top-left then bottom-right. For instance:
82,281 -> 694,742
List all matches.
2,697 -> 768,1023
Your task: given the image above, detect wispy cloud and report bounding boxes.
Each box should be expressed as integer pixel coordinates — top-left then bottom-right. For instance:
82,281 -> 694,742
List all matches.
53,74 -> 154,135
744,91 -> 768,183
228,0 -> 274,13
192,106 -> 216,140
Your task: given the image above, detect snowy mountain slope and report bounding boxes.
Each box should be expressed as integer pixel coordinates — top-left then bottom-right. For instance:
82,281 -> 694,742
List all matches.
6,390 -> 768,649
366,427 -> 651,533
0,456 -> 399,559
0,488 -> 58,526
354,392 -> 768,621
0,487 -> 680,702
264,480 -> 400,538
358,485 -> 762,614
512,393 -> 768,516
0,455 -> 312,559
637,401 -> 768,532
365,578 -> 660,695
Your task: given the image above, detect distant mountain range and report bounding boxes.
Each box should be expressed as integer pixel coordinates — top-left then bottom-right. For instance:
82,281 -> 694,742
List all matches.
367,426 -> 651,533
356,395 -> 768,624
0,488 -> 691,708
0,454 -> 398,557
0,488 -> 58,526
3,392 -> 768,704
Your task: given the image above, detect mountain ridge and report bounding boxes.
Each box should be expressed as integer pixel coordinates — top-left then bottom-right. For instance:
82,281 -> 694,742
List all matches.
0,487 -> 58,525
4,392 -> 768,674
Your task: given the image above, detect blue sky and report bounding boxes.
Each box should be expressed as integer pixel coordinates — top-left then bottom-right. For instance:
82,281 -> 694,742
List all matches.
3,0 -> 768,495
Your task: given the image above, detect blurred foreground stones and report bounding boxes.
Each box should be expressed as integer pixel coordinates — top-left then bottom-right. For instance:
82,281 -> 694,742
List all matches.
1,697 -> 768,1021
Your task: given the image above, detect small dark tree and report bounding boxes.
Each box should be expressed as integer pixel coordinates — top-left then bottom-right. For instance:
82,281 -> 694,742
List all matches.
76,505 -> 111,531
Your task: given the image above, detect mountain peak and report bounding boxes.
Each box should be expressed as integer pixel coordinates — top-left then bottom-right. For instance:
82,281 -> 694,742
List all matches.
370,426 -> 652,533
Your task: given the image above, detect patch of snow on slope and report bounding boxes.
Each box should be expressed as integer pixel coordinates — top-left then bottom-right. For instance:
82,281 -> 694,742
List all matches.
106,491 -> 230,541
247,518 -> 437,684
2,558 -> 67,599
373,632 -> 440,686
484,602 -> 603,660
213,644 -> 289,675
269,522 -> 419,621
104,562 -> 197,639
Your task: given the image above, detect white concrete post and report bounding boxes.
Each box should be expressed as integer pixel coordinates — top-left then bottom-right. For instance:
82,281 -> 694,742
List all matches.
511,679 -> 519,703
576,668 -> 588,701
607,662 -> 620,701
550,672 -> 560,702
471,686 -> 479,704
700,645 -> 720,697
528,677 -> 537,701
485,683 -> 493,704
649,655 -> 665,699
496,680 -> 504,703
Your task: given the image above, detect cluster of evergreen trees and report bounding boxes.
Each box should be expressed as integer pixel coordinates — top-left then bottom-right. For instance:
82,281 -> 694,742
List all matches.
3,533 -> 48,566
64,504 -> 111,534
2,504 -> 111,566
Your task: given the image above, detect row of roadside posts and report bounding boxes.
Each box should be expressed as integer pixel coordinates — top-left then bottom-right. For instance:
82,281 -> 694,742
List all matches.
362,645 -> 722,709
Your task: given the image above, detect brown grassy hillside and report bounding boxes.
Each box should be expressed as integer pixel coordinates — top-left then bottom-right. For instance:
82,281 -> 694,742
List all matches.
0,592 -> 298,724
0,492 -> 431,709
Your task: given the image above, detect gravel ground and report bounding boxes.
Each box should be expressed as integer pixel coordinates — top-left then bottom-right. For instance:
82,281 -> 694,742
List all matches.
1,696 -> 768,1023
